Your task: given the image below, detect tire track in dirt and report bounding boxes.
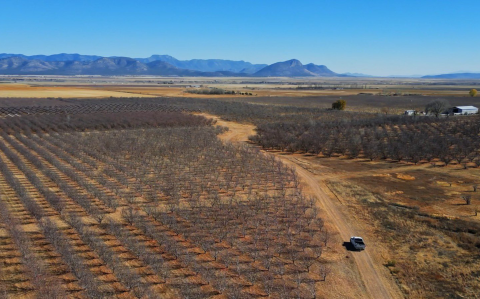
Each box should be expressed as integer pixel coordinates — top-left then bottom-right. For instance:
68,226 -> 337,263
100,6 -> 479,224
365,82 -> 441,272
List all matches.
204,113 -> 403,299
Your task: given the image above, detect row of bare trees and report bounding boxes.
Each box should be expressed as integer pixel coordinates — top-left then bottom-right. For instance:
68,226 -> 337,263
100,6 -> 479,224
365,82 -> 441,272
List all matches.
63,213 -> 158,298
0,102 -> 190,116
57,97 -> 373,125
0,149 -> 44,220
251,115 -> 480,165
0,109 -> 329,298
0,131 -> 105,216
39,218 -> 115,298
0,111 -> 214,134
56,127 -> 328,298
1,131 -> 182,297
0,197 -> 66,298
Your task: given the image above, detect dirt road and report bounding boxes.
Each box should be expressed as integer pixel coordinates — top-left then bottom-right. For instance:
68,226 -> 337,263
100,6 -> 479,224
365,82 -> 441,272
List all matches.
203,113 -> 403,299
281,159 -> 399,299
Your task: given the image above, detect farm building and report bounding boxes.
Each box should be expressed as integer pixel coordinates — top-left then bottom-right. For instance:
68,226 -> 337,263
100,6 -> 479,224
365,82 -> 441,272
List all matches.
404,110 -> 416,116
448,106 -> 478,115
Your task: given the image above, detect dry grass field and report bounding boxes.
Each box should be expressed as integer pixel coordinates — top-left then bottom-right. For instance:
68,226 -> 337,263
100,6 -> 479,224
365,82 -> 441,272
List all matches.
84,85 -> 366,98
1,76 -> 479,99
0,83 -> 152,98
291,157 -> 480,224
0,83 -> 365,98
305,157 -> 480,298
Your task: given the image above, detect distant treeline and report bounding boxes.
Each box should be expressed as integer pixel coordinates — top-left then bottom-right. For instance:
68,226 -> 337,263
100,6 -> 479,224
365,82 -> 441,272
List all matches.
186,88 -> 253,95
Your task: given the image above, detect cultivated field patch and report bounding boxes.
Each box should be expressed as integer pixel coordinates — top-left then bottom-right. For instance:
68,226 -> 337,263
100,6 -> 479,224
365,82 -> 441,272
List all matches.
0,104 -> 330,298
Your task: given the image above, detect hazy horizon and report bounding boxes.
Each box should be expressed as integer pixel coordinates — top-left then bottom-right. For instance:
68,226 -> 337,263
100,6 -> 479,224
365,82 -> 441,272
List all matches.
2,0 -> 480,76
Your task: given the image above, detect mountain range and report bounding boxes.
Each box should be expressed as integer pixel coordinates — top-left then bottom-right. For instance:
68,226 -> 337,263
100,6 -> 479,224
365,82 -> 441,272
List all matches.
1,53 -> 479,78
0,53 -> 103,62
421,72 -> 480,79
0,53 -> 267,73
0,54 -> 338,77
0,56 -> 243,76
134,55 -> 267,73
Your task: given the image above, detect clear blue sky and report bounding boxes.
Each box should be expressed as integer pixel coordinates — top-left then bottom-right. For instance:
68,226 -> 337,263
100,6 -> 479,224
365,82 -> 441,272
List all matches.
2,0 -> 479,76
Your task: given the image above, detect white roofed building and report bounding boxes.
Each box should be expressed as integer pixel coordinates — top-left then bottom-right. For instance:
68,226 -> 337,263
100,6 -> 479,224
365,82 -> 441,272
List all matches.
448,106 -> 478,115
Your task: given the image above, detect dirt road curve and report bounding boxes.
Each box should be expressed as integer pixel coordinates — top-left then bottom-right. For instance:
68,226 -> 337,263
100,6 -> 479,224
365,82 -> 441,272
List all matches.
281,160 -> 397,299
203,113 -> 402,299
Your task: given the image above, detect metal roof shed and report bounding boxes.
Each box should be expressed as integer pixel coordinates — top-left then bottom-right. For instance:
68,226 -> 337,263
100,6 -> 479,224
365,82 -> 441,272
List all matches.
451,106 -> 478,115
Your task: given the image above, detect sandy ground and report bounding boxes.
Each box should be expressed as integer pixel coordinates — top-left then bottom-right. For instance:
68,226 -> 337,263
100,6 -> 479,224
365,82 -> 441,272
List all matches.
204,113 -> 403,299
0,84 -> 152,98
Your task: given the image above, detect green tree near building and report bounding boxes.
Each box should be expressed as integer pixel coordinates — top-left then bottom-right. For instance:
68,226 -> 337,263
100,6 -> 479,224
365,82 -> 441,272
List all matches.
332,99 -> 346,110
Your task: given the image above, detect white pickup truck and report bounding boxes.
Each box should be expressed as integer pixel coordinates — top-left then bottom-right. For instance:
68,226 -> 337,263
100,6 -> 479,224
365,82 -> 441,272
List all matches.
350,236 -> 366,251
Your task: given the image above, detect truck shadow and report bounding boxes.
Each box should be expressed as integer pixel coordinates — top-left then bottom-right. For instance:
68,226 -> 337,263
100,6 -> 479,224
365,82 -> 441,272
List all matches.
343,241 -> 356,251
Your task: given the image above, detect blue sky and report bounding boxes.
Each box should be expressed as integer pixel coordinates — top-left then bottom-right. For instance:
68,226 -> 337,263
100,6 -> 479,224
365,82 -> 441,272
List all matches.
1,0 -> 479,76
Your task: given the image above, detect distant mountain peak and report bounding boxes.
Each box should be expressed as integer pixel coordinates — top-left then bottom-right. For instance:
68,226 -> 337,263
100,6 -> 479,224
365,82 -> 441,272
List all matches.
150,54 -> 175,59
286,59 -> 303,66
304,63 -> 337,76
253,59 -> 337,77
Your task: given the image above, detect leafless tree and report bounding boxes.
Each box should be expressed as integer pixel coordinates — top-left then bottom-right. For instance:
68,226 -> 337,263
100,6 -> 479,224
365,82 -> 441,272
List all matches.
319,264 -> 331,281
425,99 -> 450,117
462,195 -> 472,205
